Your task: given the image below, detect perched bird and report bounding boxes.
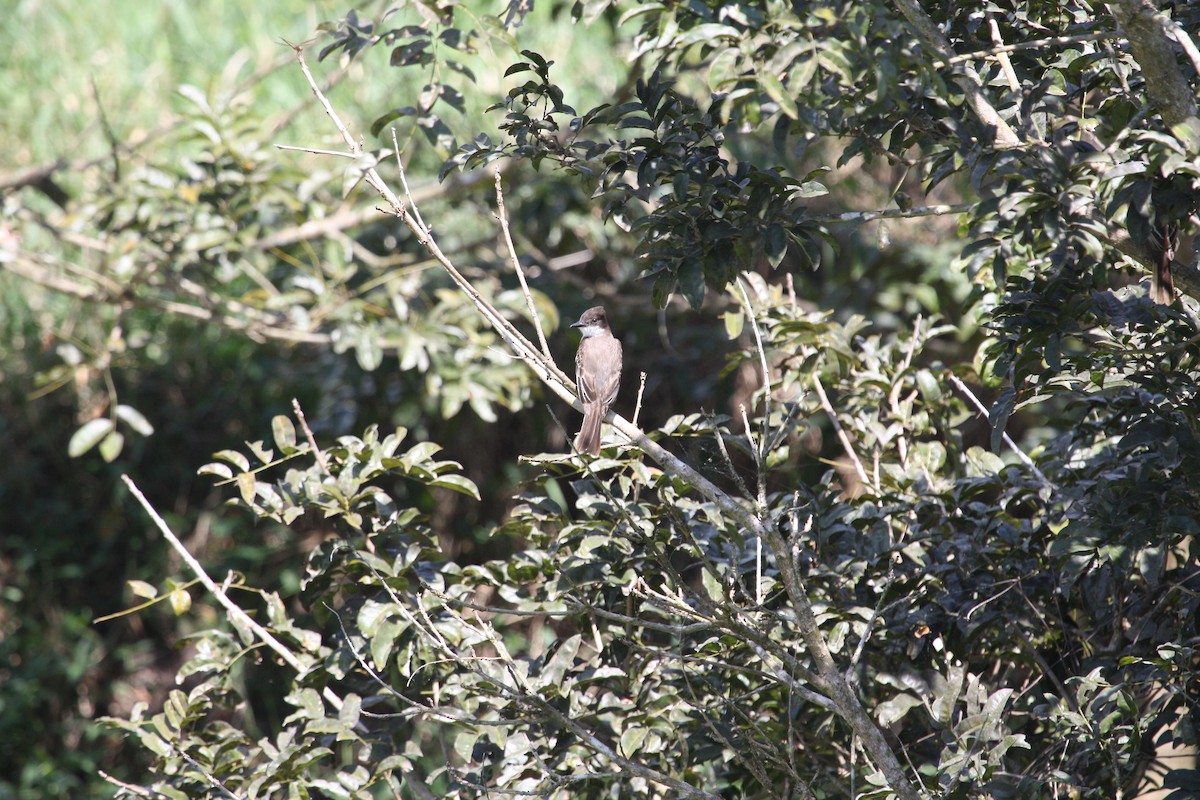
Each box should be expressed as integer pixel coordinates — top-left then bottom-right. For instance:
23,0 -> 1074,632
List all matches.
571,306 -> 622,455
1148,220 -> 1178,305
1143,176 -> 1195,304
1066,136 -> 1183,304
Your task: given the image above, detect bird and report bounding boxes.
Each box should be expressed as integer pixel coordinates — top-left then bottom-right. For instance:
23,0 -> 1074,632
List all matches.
1148,220 -> 1178,305
1066,136 -> 1182,304
571,306 -> 622,455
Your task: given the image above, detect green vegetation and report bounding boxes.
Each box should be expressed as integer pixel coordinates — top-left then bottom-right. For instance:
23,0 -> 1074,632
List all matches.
3,1 -> 1199,799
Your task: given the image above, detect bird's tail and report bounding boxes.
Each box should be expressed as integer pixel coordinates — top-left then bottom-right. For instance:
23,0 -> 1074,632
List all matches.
1151,221 -> 1178,304
576,405 -> 603,455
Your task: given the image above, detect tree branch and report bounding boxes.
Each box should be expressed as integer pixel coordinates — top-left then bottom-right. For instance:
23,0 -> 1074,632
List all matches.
1103,222 -> 1200,300
889,0 -> 1022,148
120,475 -> 345,715
1106,0 -> 1199,127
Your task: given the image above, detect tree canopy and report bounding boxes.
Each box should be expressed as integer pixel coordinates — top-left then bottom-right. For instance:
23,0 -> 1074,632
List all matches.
3,1 -> 1199,799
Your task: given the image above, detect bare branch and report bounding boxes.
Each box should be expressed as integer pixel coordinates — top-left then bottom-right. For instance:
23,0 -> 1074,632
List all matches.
631,371 -> 647,428
291,399 -> 329,476
495,172 -> 552,360
98,770 -> 155,798
947,374 -> 1053,490
811,375 -> 871,489
120,475 -> 346,715
936,31 -> 1116,68
1163,18 -> 1200,80
809,203 -> 972,224
986,10 -> 1021,94
735,276 -> 772,491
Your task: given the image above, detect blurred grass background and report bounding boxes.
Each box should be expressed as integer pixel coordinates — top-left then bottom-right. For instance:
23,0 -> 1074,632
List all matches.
2,1 -> 340,165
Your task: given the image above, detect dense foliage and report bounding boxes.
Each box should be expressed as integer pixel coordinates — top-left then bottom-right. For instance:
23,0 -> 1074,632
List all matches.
4,0 -> 1199,798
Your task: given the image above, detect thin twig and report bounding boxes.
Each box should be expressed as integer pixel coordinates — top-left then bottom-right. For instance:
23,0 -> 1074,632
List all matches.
251,167 -> 500,252
947,374 -> 1052,489
120,474 -> 344,713
935,31 -> 1113,68
98,771 -> 155,798
632,371 -> 646,428
849,544 -> 902,670
735,280 -> 772,618
986,10 -> 1020,93
292,43 -> 359,154
811,375 -> 870,488
494,171 -> 552,360
176,750 -> 241,799
736,277 -> 772,467
1163,18 -> 1200,79
291,51 -> 574,398
390,128 -> 430,236
291,398 -> 329,475
739,403 -> 762,481
711,415 -> 754,501
809,203 -> 971,224
275,143 -> 357,159
7,254 -> 331,346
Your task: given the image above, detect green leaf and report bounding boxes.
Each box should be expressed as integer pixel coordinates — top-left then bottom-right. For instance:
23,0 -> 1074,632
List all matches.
68,418 -> 115,458
763,224 -> 788,268
723,310 -> 745,339
915,369 -> 942,402
355,328 -> 383,371
214,449 -> 251,471
98,430 -> 125,462
198,462 -> 233,479
700,567 -> 724,602
272,415 -> 297,451
541,634 -> 581,687
292,688 -> 324,721
1170,117 -> 1200,151
707,46 -> 740,90
400,441 -> 442,469
988,386 -> 1016,453
759,72 -> 798,120
430,474 -> 481,500
115,404 -> 155,436
169,588 -> 191,616
876,692 -> 922,727
237,472 -> 256,504
679,259 -> 705,309
370,618 -> 404,669
651,270 -> 675,308
138,731 -> 173,758
964,447 -> 1004,476
339,693 -> 362,730
358,599 -> 393,636
620,725 -> 649,757
129,580 -> 159,600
